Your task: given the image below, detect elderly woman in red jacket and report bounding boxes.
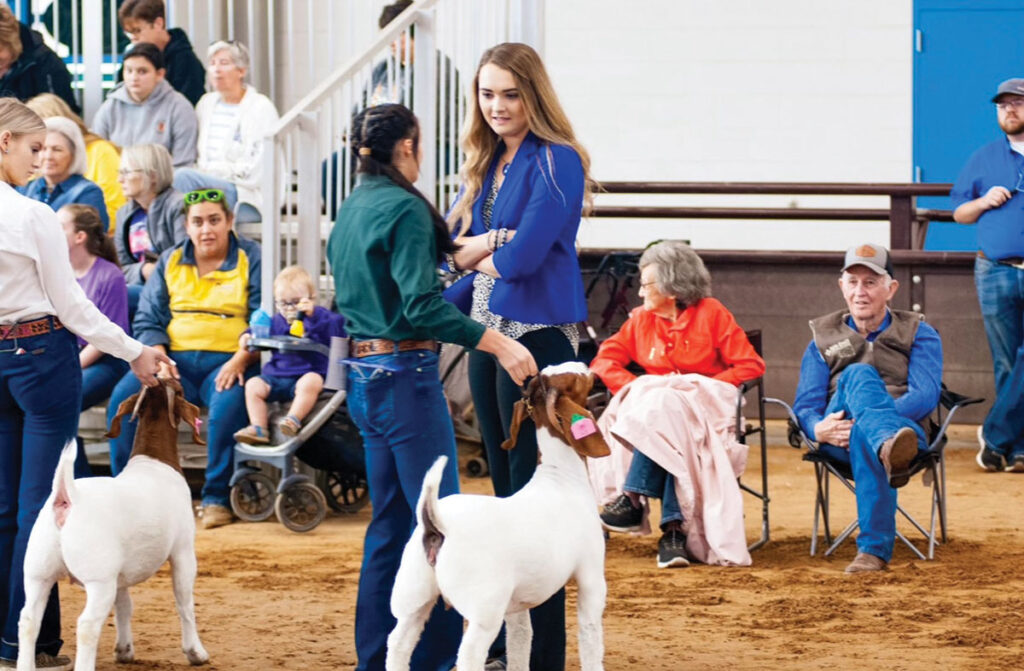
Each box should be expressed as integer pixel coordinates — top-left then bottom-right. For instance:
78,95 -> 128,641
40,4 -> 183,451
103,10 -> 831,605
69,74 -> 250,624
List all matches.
590,240 -> 765,568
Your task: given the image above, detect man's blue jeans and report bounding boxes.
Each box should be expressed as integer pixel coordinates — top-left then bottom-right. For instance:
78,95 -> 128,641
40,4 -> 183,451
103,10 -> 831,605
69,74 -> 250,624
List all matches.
346,350 -> 461,671
975,256 -> 1024,458
106,350 -> 251,507
623,450 -> 682,529
815,364 -> 925,562
0,326 -> 80,660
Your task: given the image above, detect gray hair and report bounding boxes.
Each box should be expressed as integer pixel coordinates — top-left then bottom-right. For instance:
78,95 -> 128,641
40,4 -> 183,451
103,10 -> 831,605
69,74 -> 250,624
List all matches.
207,40 -> 250,79
638,240 -> 711,307
120,143 -> 174,194
44,116 -> 87,176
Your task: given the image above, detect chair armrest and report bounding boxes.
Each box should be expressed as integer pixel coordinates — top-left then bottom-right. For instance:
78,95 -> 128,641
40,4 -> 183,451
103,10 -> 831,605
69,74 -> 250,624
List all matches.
764,397 -> 820,451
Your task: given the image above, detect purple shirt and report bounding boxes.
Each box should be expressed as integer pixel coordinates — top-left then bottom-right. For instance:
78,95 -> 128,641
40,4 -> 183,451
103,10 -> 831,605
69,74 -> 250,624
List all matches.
76,257 -> 130,347
261,306 -> 346,378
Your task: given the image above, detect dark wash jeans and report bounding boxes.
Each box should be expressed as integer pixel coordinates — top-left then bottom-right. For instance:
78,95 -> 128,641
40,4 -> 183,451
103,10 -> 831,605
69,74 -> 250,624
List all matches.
346,350 -> 461,671
0,325 -> 81,660
468,326 -> 575,671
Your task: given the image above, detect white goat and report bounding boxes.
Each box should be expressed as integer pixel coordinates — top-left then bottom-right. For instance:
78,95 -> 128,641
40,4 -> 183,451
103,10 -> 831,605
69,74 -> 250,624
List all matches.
387,362 -> 611,671
18,378 -> 209,671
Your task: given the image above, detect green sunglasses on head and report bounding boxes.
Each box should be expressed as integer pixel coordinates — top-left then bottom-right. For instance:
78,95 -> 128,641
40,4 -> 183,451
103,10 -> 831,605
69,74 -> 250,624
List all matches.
184,188 -> 226,207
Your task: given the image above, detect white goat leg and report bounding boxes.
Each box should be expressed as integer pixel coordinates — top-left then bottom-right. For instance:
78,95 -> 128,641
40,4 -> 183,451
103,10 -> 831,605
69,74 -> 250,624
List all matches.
456,619 -> 503,671
75,580 -> 118,671
169,550 -> 209,665
384,604 -> 433,671
112,587 -> 133,663
16,576 -> 56,671
575,572 -> 607,671
504,610 -> 532,671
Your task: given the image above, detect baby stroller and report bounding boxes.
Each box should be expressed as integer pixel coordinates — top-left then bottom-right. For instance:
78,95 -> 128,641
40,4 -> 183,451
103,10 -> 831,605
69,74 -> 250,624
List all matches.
229,336 -> 367,532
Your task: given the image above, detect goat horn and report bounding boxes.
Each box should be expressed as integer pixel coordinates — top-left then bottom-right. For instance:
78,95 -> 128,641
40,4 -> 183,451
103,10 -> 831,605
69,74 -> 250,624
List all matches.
166,384 -> 177,429
130,385 -> 148,422
544,385 -> 563,436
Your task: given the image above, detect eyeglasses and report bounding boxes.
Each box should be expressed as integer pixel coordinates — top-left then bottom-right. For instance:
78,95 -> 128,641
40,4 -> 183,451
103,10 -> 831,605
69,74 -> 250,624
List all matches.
996,98 -> 1024,111
184,189 -> 226,206
117,168 -> 143,177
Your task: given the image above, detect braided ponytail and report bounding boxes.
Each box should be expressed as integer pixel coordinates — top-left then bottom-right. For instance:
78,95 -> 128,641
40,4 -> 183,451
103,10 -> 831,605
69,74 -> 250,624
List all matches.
351,104 -> 457,261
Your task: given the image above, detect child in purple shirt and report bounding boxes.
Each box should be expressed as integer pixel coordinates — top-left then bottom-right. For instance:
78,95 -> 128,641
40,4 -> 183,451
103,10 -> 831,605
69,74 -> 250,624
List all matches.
60,204 -> 130,410
234,266 -> 345,445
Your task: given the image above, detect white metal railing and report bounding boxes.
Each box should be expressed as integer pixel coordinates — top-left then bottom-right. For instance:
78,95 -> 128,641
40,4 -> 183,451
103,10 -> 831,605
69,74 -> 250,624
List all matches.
258,0 -> 544,306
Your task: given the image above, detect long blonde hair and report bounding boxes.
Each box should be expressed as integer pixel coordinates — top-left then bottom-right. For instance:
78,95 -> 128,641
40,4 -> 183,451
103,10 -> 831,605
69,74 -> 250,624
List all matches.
26,93 -> 102,145
448,42 -> 595,236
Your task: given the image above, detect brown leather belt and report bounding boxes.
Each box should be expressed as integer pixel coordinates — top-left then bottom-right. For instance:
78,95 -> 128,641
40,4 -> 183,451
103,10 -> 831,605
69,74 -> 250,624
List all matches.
0,316 -> 64,341
353,338 -> 437,358
978,250 -> 1024,267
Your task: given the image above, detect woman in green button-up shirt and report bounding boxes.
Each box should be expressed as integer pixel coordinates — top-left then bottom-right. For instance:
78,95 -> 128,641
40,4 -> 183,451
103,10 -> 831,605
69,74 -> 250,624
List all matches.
327,103 -> 535,671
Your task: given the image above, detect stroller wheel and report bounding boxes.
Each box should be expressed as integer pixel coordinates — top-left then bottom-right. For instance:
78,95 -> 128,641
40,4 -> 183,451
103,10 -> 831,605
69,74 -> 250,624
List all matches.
230,472 -> 276,522
466,456 -> 488,478
275,482 -> 328,532
324,470 -> 369,514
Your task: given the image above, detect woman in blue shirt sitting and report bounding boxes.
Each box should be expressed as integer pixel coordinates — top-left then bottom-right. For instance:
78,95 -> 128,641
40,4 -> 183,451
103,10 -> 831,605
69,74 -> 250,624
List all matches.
444,41 -> 594,671
22,116 -> 109,230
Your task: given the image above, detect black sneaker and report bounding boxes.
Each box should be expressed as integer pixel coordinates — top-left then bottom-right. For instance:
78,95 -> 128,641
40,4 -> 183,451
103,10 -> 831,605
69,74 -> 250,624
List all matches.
657,528 -> 690,568
1006,454 -> 1024,473
600,494 -> 643,532
976,427 -> 1005,472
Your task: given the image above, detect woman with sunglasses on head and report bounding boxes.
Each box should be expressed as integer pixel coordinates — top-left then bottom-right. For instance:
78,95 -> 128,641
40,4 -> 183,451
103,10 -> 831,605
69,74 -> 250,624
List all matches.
0,98 -> 169,671
444,42 -> 593,671
327,103 -> 535,671
105,186 -> 260,531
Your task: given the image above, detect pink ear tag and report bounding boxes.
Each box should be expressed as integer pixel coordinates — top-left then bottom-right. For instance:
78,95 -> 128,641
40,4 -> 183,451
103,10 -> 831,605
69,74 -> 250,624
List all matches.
570,414 -> 597,440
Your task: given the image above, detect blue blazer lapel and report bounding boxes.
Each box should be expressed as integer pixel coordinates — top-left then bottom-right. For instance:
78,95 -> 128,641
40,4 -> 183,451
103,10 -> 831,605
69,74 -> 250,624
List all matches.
490,133 -> 540,230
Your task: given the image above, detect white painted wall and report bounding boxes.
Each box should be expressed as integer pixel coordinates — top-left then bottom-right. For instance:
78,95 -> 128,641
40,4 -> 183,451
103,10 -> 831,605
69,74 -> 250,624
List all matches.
543,0 -> 915,250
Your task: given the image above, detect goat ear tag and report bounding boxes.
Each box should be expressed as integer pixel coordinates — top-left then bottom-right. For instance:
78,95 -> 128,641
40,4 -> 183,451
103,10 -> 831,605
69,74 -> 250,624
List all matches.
570,414 -> 597,440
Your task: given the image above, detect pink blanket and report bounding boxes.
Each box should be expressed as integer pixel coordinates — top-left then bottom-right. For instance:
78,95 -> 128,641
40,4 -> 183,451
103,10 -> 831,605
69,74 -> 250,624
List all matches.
588,374 -> 751,566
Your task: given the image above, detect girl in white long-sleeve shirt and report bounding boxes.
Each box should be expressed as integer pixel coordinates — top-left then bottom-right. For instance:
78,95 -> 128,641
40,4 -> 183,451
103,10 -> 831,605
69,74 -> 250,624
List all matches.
0,99 -> 169,669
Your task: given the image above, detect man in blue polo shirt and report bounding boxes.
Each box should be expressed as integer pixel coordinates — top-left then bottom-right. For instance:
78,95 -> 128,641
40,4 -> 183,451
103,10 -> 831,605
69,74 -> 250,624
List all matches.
951,78 -> 1024,473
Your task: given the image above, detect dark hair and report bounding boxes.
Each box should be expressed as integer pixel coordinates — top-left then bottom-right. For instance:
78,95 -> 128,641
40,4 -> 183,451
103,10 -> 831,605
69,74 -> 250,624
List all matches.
351,104 -> 456,260
183,188 -> 232,218
378,1 -> 412,29
118,0 -> 166,25
124,42 -> 165,71
62,204 -> 118,265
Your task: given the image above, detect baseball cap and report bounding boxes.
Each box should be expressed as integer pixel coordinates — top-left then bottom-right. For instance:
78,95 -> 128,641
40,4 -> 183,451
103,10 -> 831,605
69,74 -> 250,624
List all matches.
842,243 -> 893,277
992,78 -> 1024,103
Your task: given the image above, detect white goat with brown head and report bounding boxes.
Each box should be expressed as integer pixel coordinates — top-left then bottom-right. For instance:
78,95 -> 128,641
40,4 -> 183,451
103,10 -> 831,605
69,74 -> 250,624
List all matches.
18,377 -> 209,671
386,362 -> 610,671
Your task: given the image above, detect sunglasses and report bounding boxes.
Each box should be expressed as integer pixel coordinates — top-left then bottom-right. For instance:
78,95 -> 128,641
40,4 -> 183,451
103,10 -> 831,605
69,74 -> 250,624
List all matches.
184,188 -> 226,206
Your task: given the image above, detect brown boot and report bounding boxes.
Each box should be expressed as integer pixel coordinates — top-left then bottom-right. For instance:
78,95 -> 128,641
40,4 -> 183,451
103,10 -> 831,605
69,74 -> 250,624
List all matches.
844,552 -> 888,573
880,427 -> 918,488
199,504 -> 234,530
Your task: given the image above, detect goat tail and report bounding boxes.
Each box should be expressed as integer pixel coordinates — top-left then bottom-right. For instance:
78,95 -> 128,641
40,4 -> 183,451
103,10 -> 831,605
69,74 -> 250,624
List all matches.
51,440 -> 78,528
416,456 -> 447,567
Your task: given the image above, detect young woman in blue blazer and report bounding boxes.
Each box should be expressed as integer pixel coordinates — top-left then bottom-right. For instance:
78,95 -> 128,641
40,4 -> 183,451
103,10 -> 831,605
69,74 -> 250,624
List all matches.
445,41 -> 595,671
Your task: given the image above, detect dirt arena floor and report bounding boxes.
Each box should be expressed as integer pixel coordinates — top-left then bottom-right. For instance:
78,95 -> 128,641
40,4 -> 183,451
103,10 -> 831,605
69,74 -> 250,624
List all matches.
58,424 -> 1024,670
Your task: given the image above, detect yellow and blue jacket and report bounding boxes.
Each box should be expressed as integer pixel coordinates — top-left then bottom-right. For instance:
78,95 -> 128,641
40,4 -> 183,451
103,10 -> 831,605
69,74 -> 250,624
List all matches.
134,231 -> 261,353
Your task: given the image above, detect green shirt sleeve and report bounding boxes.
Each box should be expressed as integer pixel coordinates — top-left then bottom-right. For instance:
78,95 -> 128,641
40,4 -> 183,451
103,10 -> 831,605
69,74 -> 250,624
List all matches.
390,201 -> 486,349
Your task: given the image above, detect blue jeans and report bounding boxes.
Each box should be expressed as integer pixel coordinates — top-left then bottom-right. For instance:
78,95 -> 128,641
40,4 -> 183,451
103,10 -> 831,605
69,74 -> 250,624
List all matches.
172,169 -> 239,211
81,354 -> 129,411
975,256 -> 1024,457
0,325 -> 80,660
816,364 -> 926,562
623,450 -> 682,528
467,327 -> 573,670
346,350 -> 461,671
106,350 -> 252,507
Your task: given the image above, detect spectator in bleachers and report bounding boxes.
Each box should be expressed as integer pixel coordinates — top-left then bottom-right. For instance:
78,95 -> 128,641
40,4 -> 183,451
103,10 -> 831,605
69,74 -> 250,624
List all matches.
106,187 -> 260,530
173,41 -> 278,217
22,116 -> 109,230
117,0 -> 205,105
59,203 -> 130,412
27,93 -> 125,229
114,143 -> 185,303
0,5 -> 79,113
93,42 -> 197,168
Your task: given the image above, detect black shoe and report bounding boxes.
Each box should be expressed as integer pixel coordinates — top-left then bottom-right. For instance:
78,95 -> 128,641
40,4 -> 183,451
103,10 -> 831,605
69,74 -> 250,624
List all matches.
1006,454 -> 1024,473
600,494 -> 643,532
657,528 -> 690,568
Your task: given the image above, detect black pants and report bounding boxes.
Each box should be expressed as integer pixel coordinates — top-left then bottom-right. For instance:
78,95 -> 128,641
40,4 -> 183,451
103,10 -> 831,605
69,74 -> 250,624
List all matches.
468,326 -> 575,671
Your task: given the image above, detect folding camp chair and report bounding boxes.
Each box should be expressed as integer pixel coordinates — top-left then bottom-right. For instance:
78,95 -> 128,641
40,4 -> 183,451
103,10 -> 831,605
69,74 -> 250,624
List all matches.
737,329 -> 769,551
767,385 -> 983,560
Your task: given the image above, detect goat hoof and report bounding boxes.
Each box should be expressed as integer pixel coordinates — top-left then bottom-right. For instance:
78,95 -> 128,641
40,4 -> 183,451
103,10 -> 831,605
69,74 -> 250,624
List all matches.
115,642 -> 134,662
185,645 -> 210,665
